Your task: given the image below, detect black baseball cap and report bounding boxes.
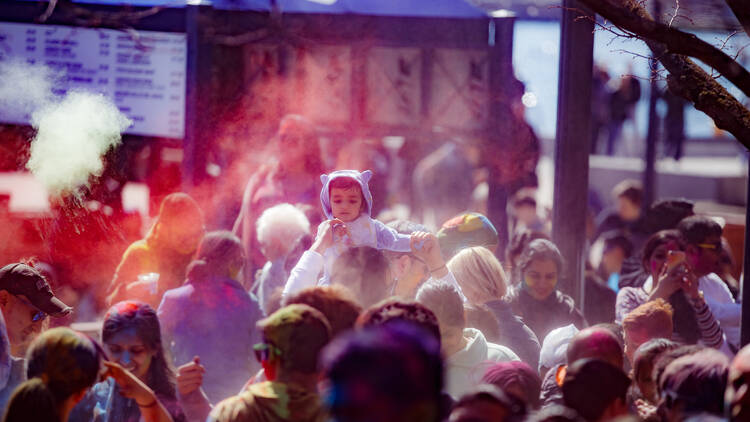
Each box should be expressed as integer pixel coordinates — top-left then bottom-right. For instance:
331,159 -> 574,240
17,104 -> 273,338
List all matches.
0,263 -> 72,317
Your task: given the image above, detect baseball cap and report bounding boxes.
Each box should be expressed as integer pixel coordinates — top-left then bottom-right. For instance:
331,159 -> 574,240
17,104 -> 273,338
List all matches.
0,263 -> 72,317
257,304 -> 331,373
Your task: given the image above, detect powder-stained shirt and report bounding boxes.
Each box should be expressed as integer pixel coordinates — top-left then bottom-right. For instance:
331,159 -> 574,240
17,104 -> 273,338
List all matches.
208,381 -> 327,422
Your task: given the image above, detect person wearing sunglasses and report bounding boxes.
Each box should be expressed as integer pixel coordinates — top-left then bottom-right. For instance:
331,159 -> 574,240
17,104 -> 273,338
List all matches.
678,215 -> 741,349
0,262 -> 72,358
209,304 -> 331,422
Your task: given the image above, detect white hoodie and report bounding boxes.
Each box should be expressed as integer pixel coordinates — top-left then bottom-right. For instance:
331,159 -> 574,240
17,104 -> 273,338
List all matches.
444,328 -> 520,399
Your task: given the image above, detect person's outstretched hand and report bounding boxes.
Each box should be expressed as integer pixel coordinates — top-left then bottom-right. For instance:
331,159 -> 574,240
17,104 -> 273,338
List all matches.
104,361 -> 158,406
105,361 -> 174,422
410,232 -> 447,279
312,219 -> 350,254
176,356 -> 205,397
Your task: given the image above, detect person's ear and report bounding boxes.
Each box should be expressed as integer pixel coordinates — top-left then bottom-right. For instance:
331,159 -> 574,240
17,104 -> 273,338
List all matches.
0,290 -> 10,308
262,355 -> 278,381
395,255 -> 411,277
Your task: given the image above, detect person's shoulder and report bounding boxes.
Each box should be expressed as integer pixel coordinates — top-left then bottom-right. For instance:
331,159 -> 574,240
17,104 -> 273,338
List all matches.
161,284 -> 194,300
209,390 -> 256,422
616,286 -> 645,303
122,239 -> 149,256
486,341 -> 521,362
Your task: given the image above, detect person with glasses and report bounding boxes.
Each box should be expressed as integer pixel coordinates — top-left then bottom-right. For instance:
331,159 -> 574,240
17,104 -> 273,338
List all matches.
616,230 -> 726,349
3,327 -> 103,422
0,262 -> 72,358
677,215 -> 740,348
209,304 -> 331,422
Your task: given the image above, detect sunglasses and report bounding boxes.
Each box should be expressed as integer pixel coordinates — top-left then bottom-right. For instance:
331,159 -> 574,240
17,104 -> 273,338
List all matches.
697,242 -> 721,251
16,296 -> 47,323
253,342 -> 282,363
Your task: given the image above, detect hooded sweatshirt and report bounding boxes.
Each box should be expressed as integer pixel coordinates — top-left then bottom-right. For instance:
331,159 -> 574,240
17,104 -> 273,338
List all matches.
208,381 -> 326,422
444,328 -> 520,399
317,170 -> 411,279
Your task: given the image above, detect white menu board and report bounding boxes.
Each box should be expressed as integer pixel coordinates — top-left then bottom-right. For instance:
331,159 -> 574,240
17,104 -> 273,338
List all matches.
0,22 -> 187,139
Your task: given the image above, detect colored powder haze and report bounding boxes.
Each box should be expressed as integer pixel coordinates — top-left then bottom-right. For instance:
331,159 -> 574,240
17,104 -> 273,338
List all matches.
0,60 -> 132,195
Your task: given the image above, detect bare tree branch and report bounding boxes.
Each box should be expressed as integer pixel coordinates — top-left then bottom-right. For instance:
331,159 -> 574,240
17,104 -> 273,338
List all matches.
578,0 -> 750,98
578,0 -> 750,147
726,0 -> 750,38
661,52 -> 750,148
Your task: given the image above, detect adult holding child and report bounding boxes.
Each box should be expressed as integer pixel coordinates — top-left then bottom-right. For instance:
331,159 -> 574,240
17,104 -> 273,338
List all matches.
233,115 -> 326,283
283,168 -> 466,306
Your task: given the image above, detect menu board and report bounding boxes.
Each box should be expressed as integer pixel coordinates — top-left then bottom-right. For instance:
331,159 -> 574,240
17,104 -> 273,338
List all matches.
0,22 -> 187,139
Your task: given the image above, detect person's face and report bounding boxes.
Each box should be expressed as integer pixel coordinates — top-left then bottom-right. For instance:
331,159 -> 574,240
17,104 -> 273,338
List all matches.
330,186 -> 363,223
278,124 -> 310,171
523,258 -> 557,301
602,246 -> 626,275
687,235 -> 722,277
636,361 -> 658,404
647,241 -> 682,280
617,197 -> 640,222
106,327 -> 155,383
727,357 -> 750,421
392,255 -> 430,296
449,400 -> 509,422
159,215 -> 205,255
1,293 -> 45,357
514,204 -> 537,225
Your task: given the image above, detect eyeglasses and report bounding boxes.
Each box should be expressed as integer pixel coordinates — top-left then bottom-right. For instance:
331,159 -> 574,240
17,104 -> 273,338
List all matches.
697,242 -> 721,251
16,296 -> 47,323
253,342 -> 282,363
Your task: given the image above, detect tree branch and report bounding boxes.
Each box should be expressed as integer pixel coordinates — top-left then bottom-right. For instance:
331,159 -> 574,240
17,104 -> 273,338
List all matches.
661,53 -> 750,148
577,0 -> 750,147
578,0 -> 750,98
725,0 -> 750,38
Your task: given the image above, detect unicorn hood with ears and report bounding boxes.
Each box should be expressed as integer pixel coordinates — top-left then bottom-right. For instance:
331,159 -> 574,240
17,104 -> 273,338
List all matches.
319,169 -> 375,220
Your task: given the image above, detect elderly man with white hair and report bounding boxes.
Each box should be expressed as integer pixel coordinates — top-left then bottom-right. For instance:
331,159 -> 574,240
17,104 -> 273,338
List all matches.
255,203 -> 312,315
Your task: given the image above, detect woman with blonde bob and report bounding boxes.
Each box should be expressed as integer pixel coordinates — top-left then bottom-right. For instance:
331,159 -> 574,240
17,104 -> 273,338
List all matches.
447,247 -> 540,369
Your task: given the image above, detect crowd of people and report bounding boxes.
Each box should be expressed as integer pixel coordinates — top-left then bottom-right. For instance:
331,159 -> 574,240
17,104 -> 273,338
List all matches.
0,114 -> 744,422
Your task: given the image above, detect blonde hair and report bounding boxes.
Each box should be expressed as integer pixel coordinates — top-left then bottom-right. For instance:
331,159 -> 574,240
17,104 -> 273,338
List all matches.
256,203 -> 310,253
447,246 -> 508,304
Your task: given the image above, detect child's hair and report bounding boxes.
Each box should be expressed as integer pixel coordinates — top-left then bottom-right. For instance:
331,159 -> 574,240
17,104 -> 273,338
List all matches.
329,177 -> 367,214
5,327 -> 103,422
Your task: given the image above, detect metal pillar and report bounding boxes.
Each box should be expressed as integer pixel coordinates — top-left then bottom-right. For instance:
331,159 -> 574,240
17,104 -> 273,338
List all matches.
552,0 -> 595,306
487,16 -> 515,256
741,154 -> 750,346
183,3 -> 212,192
